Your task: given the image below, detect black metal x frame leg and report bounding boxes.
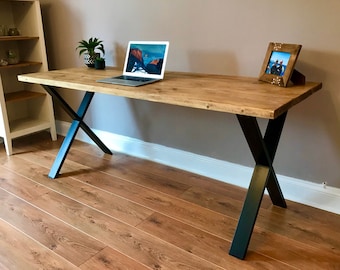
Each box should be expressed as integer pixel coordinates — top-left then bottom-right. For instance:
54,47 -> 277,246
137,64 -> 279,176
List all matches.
42,85 -> 112,178
229,112 -> 287,259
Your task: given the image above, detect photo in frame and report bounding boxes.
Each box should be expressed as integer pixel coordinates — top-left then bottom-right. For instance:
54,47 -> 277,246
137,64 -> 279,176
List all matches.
259,42 -> 302,87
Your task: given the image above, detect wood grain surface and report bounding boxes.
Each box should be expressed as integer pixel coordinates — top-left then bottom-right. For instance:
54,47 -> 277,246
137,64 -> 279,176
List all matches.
18,67 -> 322,119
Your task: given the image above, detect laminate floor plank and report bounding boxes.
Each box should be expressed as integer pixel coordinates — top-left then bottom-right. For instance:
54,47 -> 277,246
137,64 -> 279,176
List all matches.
0,188 -> 106,267
10,140 -> 340,268
137,212 -> 293,270
21,146 -> 340,268
66,148 -> 193,197
56,147 -> 340,261
3,153 -> 239,242
0,132 -> 338,269
181,186 -> 340,257
1,158 -> 226,269
0,162 -> 154,228
28,185 -> 227,269
0,218 -> 79,270
5,152 -> 239,240
79,246 -> 151,270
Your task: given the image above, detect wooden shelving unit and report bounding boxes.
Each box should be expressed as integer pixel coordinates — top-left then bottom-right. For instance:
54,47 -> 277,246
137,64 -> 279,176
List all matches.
5,90 -> 45,102
0,61 -> 42,69
0,0 -> 57,155
0,36 -> 39,41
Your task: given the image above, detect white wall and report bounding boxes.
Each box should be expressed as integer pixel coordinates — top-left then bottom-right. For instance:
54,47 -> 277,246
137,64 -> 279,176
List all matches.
39,0 -> 340,188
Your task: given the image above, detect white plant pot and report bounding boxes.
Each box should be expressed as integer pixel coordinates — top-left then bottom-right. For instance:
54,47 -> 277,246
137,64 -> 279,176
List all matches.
84,53 -> 99,67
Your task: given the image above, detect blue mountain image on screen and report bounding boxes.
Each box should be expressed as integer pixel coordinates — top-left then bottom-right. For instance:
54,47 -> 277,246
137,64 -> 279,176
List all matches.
126,44 -> 166,75
265,51 -> 291,76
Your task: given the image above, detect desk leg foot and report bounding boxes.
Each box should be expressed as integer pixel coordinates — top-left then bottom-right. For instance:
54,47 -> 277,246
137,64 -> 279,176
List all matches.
48,120 -> 81,178
229,165 -> 270,259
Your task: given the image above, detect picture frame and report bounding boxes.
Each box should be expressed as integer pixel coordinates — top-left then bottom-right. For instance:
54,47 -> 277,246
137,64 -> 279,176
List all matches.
259,42 -> 302,87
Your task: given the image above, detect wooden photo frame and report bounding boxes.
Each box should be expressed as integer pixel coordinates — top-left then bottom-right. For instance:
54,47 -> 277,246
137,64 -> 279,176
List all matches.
259,42 -> 302,87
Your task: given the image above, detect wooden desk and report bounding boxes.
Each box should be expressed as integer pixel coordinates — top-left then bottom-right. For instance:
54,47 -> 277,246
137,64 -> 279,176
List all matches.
18,67 -> 322,260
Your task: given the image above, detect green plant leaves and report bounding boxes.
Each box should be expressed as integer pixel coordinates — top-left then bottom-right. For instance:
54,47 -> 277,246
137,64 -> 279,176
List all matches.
76,37 -> 105,57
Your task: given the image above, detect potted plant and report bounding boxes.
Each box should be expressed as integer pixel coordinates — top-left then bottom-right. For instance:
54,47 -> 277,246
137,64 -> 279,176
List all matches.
76,37 -> 105,67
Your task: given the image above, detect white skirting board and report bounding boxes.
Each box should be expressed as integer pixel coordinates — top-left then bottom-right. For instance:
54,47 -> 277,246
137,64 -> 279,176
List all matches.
56,120 -> 340,215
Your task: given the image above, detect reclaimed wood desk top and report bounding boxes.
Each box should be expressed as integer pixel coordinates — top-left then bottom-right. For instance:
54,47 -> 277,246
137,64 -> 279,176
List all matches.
18,67 -> 322,119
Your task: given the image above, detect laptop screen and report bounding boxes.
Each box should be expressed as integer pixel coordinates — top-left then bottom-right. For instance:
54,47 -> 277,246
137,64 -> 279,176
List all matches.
122,41 -> 169,79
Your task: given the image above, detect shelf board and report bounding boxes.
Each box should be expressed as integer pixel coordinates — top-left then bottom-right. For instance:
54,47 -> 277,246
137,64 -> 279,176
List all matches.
9,117 -> 51,138
5,90 -> 46,103
0,36 -> 39,41
0,61 -> 42,69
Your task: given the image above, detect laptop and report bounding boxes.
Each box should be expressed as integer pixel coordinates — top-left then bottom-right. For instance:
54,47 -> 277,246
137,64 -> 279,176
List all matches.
97,41 -> 169,87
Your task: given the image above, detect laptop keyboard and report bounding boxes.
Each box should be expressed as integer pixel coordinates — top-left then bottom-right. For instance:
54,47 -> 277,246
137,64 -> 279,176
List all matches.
117,75 -> 154,82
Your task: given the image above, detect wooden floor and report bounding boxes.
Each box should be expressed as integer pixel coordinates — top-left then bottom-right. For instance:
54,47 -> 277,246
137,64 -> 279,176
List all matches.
0,132 -> 339,269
